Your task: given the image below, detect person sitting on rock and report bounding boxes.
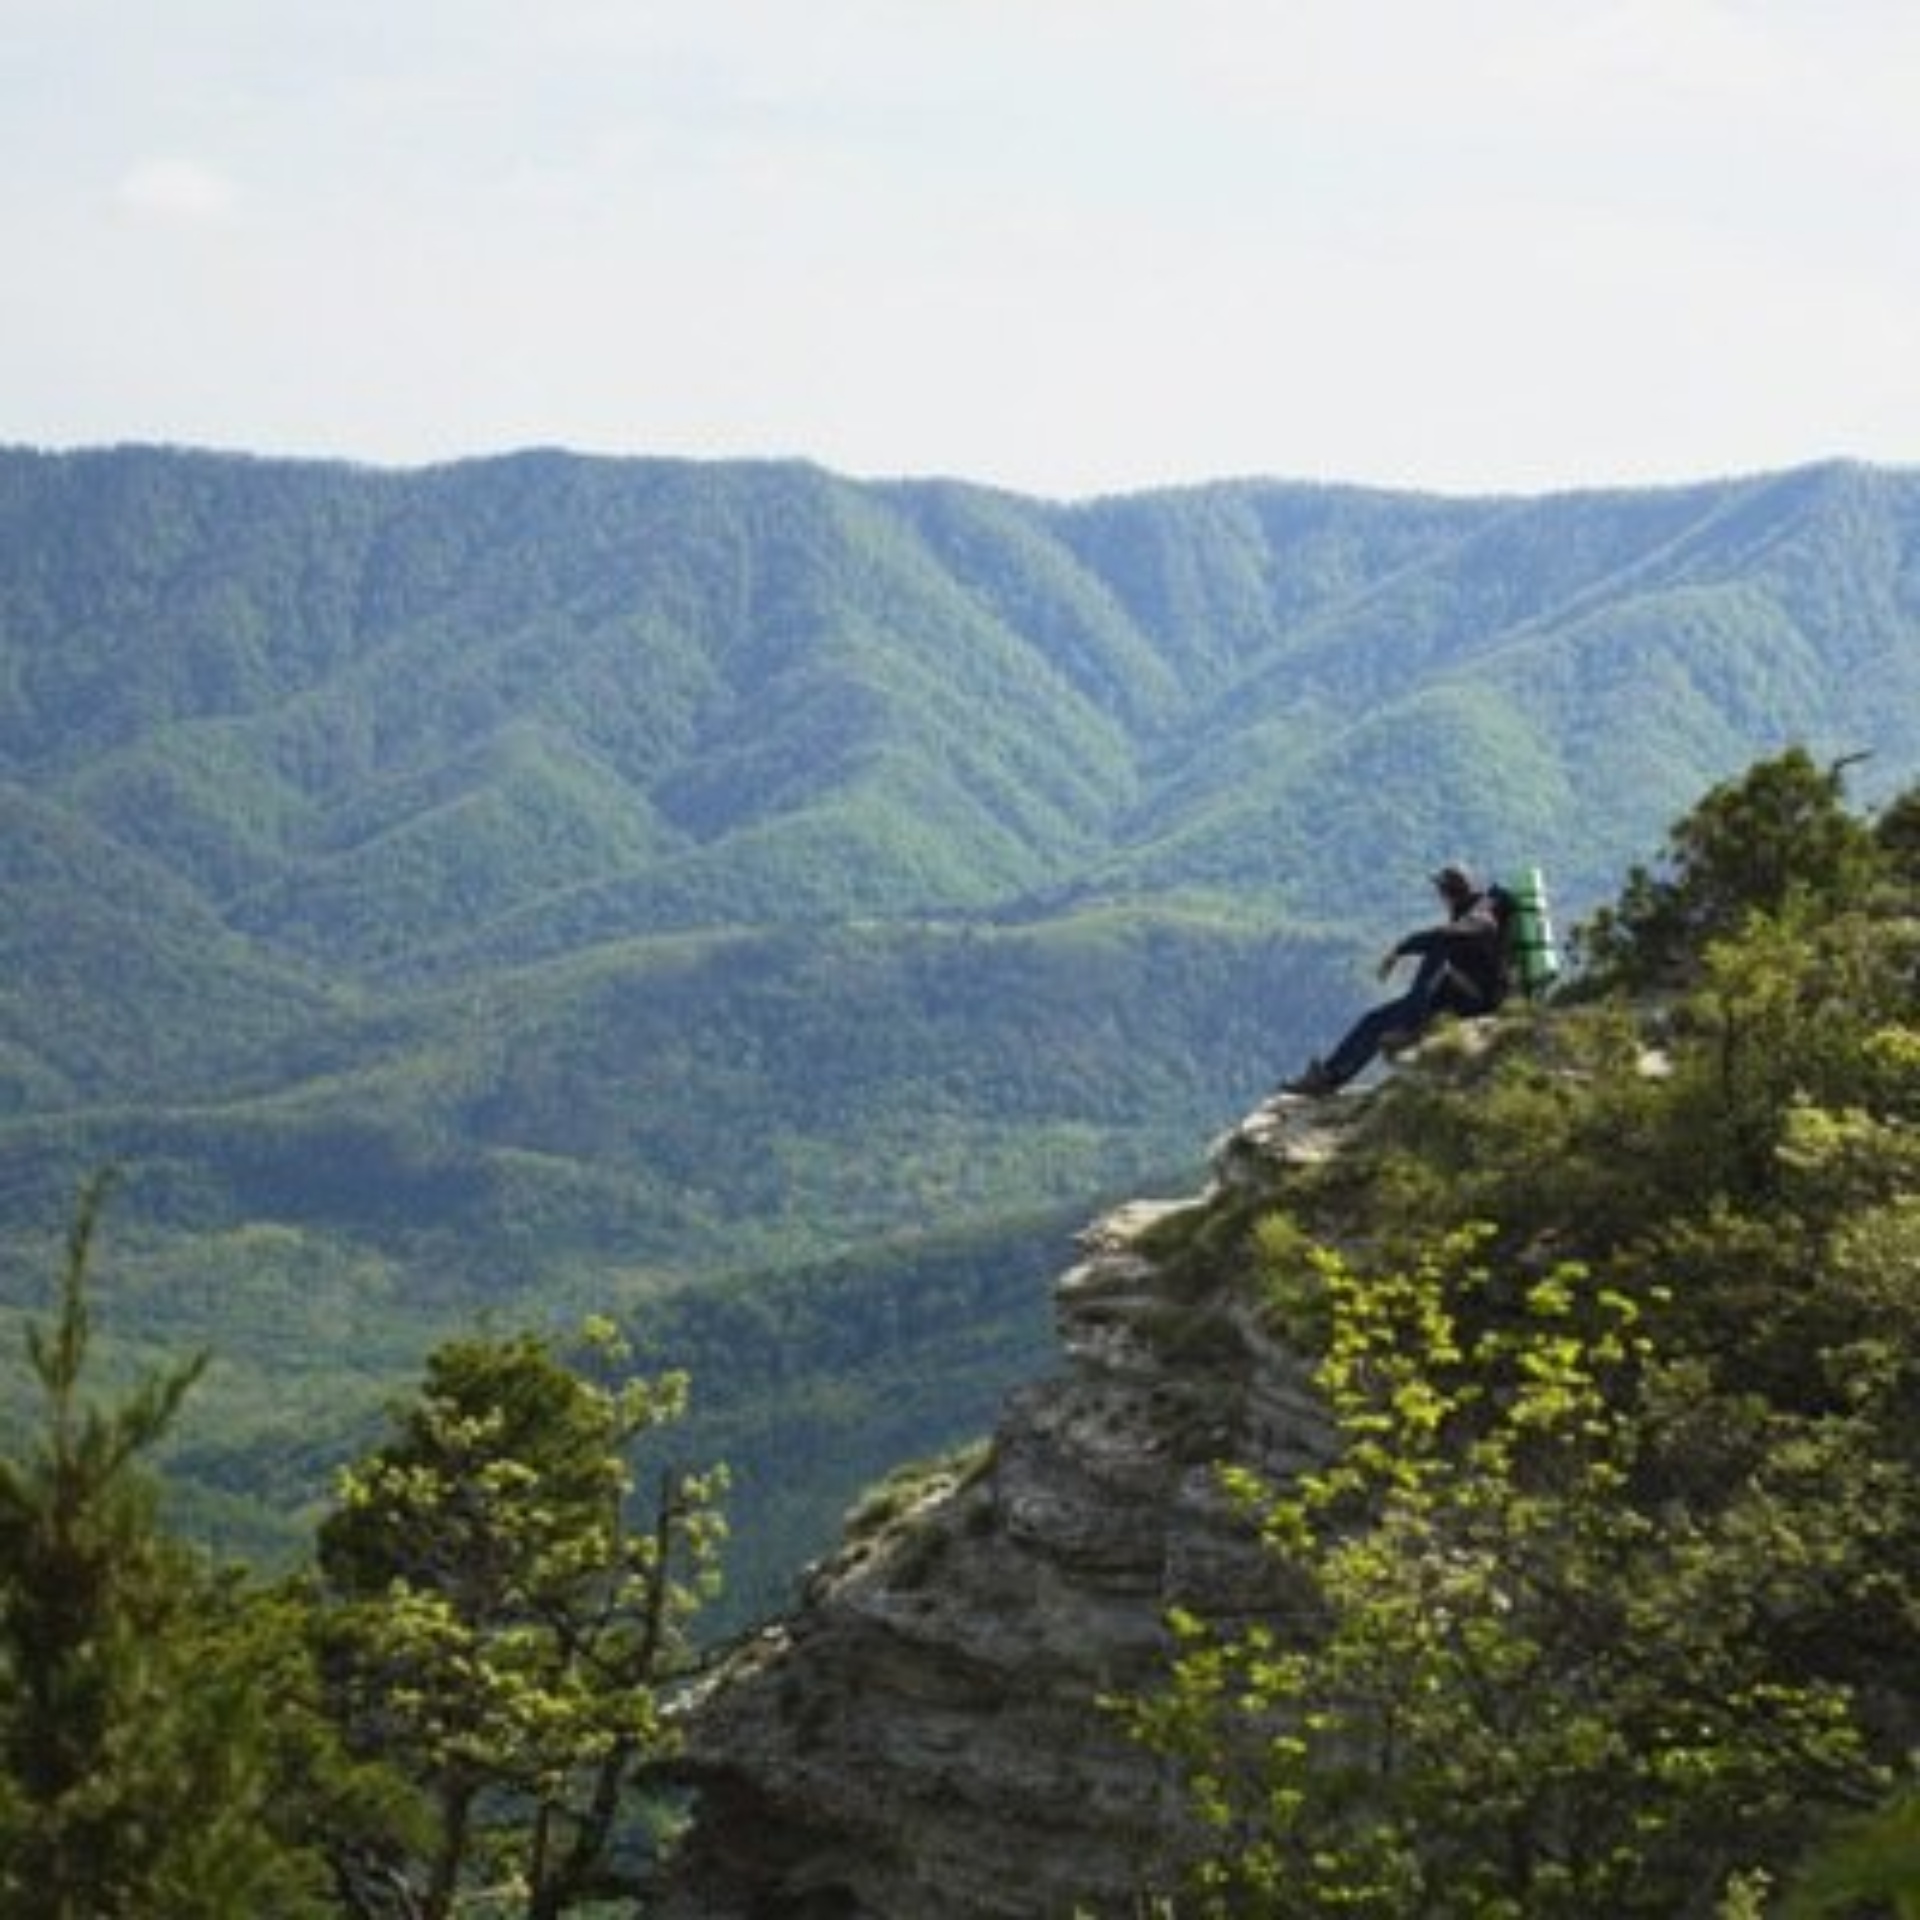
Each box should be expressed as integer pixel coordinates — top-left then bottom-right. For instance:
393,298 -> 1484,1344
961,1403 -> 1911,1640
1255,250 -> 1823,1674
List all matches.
1280,864 -> 1509,1097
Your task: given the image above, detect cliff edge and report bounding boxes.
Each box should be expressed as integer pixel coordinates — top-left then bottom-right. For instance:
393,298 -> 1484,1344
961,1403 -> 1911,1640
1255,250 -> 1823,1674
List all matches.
660,1092 -> 1367,1918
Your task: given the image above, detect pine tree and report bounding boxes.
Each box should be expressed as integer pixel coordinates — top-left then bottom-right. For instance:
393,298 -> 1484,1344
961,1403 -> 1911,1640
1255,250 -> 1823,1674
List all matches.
0,1175 -> 313,1918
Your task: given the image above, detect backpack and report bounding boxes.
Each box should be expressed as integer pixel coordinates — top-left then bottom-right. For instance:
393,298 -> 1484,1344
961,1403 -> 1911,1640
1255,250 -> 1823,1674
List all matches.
1492,868 -> 1561,999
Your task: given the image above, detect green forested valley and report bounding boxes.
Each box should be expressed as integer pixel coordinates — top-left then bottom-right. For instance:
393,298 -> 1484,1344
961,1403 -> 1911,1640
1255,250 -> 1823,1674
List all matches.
2,444 -> 1919,1607
8,750 -> 1920,1916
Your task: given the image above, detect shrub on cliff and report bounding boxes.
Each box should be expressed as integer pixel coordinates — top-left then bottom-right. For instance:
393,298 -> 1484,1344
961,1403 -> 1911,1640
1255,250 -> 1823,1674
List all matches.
1128,750 -> 1920,1916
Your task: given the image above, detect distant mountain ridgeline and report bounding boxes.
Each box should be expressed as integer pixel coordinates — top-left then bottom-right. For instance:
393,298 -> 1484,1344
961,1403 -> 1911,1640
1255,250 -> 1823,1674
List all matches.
8,448 -> 1915,985
1,443 -> 1916,1588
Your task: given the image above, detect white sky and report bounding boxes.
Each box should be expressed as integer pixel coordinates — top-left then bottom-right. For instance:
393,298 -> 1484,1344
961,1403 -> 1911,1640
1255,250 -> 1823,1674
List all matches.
4,0 -> 1917,499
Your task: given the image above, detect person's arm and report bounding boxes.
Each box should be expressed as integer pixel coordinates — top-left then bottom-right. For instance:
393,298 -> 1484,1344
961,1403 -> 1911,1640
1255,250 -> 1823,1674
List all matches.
1377,928 -> 1427,979
1381,902 -> 1496,977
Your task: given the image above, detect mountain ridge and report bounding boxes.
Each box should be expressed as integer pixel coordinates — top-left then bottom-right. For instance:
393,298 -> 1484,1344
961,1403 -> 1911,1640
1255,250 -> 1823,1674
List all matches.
2,441 -> 1917,1595
7,448 -> 1910,971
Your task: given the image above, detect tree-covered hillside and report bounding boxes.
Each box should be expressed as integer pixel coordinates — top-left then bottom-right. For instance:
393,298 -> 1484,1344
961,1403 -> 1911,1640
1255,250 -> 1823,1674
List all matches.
7,449 -> 1917,985
2,444 -> 1918,1599
9,751 -> 1920,1917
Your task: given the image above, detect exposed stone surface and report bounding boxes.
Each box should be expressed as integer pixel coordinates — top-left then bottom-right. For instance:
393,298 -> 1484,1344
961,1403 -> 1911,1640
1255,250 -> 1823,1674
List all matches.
660,1093 -> 1365,1919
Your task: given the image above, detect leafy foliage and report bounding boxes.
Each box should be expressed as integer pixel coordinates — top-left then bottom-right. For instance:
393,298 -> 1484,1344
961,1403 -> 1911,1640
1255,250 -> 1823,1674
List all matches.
1126,752 -> 1920,1916
310,1322 -> 725,1918
1786,1787 -> 1920,1919
1,1188 -> 728,1917
1133,1231 -> 1888,1916
1575,745 -> 1884,990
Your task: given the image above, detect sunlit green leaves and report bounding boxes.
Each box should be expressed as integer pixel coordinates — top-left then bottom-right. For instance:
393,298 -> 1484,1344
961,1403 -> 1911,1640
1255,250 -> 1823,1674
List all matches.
1124,755 -> 1920,1914
312,1324 -> 726,1918
1130,1221 -> 1887,1916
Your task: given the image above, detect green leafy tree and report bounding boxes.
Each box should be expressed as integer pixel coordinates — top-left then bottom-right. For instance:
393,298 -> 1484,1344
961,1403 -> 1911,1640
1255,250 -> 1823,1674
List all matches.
0,1176 -> 320,1918
1125,1225 -> 1885,1917
1577,746 -> 1883,991
313,1319 -> 727,1919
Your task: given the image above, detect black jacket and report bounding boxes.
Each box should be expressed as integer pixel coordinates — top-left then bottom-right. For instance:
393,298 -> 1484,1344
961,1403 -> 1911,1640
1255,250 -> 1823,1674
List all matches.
1393,889 -> 1508,1010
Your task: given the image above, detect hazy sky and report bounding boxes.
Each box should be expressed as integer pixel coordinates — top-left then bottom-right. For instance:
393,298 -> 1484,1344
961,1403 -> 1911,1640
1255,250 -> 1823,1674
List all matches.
5,0 -> 1916,498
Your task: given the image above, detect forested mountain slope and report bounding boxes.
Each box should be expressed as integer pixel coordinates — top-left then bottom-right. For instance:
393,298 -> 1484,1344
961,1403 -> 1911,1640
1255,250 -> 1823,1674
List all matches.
0,444 -> 1916,1592
6,449 -> 1915,985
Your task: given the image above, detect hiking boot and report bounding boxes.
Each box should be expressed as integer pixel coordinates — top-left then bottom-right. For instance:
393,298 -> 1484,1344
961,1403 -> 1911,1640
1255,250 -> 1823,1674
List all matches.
1278,1059 -> 1340,1098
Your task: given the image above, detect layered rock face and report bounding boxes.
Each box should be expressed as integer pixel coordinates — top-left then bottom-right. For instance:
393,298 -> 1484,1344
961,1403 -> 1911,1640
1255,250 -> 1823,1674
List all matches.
661,1097 -> 1354,1918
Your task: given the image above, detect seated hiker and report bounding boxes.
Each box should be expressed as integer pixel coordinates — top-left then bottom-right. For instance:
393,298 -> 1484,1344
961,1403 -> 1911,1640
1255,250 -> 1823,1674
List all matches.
1281,864 -> 1508,1097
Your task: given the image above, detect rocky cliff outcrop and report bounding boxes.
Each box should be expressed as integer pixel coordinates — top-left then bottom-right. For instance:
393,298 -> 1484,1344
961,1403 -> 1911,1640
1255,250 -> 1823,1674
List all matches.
661,1094 -> 1365,1918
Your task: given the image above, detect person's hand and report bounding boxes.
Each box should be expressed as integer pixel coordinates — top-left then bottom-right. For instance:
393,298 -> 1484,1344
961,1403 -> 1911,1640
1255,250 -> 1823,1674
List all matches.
1377,948 -> 1401,981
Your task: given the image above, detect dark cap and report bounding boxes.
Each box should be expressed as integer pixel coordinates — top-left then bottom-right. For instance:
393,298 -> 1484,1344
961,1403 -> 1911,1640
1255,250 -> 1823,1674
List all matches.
1430,864 -> 1474,896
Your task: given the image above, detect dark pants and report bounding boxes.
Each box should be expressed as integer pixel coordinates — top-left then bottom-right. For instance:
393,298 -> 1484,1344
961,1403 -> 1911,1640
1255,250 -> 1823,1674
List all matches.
1322,949 -> 1491,1088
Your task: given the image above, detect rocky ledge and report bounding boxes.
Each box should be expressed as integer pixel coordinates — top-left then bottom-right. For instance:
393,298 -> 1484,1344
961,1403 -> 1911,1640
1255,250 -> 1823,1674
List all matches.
659,1093 -> 1364,1919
